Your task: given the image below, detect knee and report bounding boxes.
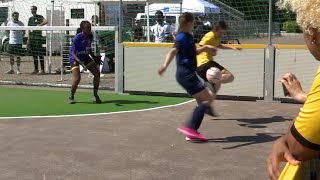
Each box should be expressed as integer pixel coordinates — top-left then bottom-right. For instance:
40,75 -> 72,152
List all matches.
203,92 -> 214,106
93,72 -> 100,78
225,73 -> 234,83
74,76 -> 81,84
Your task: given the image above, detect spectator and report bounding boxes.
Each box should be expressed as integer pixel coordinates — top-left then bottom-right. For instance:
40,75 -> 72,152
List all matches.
0,19 -> 9,61
150,11 -> 174,43
91,15 -> 99,26
5,12 -> 25,75
133,19 -> 144,42
193,16 -> 212,43
267,0 -> 320,179
27,5 -> 48,75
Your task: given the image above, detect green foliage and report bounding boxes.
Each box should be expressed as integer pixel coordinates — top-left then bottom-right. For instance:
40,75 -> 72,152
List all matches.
282,21 -> 301,33
213,0 -> 269,21
209,0 -> 296,22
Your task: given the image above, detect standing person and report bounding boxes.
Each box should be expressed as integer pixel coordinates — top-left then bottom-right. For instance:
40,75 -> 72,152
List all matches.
68,21 -> 102,104
158,12 -> 218,141
0,19 -> 9,61
5,12 -> 25,75
151,11 -> 175,43
28,5 -> 48,75
196,21 -> 241,94
193,15 -> 211,43
266,0 -> 320,179
133,19 -> 145,42
88,15 -> 103,77
91,15 -> 99,26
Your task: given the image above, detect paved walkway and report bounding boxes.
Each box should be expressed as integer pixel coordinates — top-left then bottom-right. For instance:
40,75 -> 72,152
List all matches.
0,99 -> 301,180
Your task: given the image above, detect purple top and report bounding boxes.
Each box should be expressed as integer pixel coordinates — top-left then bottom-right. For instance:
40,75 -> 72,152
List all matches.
69,32 -> 93,63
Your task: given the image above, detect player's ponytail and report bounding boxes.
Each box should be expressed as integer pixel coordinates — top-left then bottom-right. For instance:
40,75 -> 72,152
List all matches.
178,12 -> 194,33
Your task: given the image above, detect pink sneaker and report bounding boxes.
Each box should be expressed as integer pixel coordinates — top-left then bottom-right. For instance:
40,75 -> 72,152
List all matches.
186,134 -> 208,141
177,126 -> 208,141
185,135 -> 193,141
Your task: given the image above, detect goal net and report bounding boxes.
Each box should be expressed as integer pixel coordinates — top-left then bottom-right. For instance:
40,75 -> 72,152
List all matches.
0,0 -> 119,90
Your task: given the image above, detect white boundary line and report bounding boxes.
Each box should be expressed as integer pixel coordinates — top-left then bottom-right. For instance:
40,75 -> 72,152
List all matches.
0,99 -> 195,119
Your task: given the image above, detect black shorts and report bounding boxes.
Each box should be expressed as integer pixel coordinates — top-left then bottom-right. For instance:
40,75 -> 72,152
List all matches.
8,44 -> 24,55
176,65 -> 205,95
28,42 -> 46,56
70,58 -> 95,71
196,61 -> 227,81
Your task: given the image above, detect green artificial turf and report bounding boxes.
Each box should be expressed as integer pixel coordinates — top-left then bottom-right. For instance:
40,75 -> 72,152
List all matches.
0,87 -> 191,117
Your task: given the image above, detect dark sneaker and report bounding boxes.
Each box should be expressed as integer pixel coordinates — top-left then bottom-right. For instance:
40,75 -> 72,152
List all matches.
92,95 -> 102,104
31,70 -> 39,74
68,97 -> 75,104
205,107 -> 219,117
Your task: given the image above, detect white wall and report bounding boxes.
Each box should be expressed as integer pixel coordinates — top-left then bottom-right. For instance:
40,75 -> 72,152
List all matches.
123,45 -> 320,99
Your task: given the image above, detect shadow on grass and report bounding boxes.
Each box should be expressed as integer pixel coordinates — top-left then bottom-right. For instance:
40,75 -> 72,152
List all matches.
76,100 -> 159,106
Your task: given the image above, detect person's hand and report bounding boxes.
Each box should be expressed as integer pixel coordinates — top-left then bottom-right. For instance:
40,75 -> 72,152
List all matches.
158,65 -> 167,76
279,73 -> 306,102
205,45 -> 218,56
267,136 -> 301,180
232,47 -> 242,51
78,61 -> 87,71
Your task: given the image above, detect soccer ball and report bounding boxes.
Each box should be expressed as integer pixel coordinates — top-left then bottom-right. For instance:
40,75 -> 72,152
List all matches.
206,67 -> 222,84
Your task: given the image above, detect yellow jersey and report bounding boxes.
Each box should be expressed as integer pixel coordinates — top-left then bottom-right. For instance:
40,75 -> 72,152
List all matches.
292,66 -> 320,149
196,31 -> 220,67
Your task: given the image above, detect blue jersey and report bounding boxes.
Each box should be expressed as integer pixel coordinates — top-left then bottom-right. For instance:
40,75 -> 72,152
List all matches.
174,32 -> 205,95
69,32 -> 93,63
174,32 -> 197,71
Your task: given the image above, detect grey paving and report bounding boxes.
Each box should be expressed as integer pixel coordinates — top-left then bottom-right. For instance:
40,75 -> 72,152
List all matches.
0,99 -> 301,180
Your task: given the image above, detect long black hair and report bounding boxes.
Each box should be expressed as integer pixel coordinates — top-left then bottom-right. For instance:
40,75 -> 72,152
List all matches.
78,21 -> 93,40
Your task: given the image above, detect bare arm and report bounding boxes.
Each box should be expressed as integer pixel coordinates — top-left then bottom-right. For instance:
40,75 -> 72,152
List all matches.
218,44 -> 241,51
287,130 -> 320,161
39,18 -> 48,26
88,48 -> 95,57
158,48 -> 178,76
196,45 -> 217,55
280,73 -> 307,103
72,51 -> 81,63
267,123 -> 320,180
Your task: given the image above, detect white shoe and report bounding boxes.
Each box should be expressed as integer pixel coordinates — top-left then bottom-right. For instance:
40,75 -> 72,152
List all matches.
5,69 -> 14,74
37,70 -> 45,75
16,69 -> 21,75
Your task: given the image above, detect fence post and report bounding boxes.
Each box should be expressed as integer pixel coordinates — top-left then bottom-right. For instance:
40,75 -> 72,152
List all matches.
264,45 -> 275,101
115,27 -> 124,94
263,0 -> 276,102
